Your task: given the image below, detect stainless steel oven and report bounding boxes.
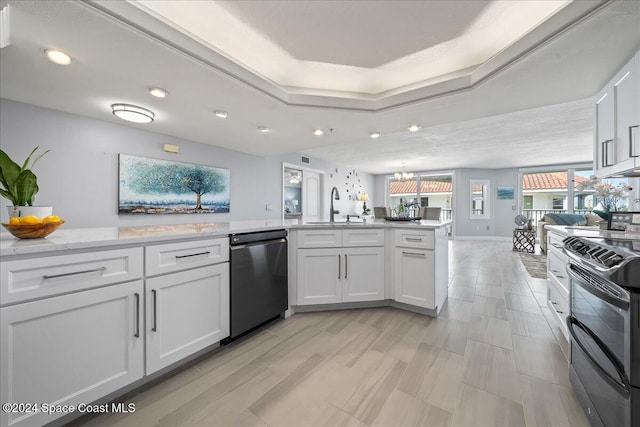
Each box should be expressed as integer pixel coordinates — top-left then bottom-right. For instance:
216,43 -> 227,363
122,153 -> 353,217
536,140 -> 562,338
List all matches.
563,236 -> 640,427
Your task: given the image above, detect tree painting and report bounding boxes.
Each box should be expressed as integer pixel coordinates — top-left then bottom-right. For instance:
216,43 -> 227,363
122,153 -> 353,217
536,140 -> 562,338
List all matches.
119,154 -> 230,214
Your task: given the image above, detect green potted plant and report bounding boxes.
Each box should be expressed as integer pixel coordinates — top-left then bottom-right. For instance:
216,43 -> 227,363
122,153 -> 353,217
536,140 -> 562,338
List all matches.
0,146 -> 52,218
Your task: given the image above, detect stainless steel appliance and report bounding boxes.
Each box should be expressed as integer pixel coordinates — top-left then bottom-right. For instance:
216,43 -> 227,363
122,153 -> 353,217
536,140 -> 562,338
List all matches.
563,236 -> 640,427
227,229 -> 288,342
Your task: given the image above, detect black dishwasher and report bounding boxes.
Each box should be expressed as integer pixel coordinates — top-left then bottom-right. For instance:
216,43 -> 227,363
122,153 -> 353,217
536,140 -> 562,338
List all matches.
227,229 -> 288,342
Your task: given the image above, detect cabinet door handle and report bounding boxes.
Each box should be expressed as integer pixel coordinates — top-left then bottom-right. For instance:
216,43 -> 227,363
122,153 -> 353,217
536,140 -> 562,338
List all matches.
403,251 -> 425,257
152,289 -> 158,332
338,254 -> 341,279
602,139 -> 613,167
406,238 -> 423,242
630,125 -> 639,158
134,293 -> 140,338
43,266 -> 107,280
345,254 -> 348,279
176,251 -> 211,259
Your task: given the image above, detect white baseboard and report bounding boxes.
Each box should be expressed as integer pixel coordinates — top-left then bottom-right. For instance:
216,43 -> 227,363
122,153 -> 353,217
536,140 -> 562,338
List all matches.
453,236 -> 512,242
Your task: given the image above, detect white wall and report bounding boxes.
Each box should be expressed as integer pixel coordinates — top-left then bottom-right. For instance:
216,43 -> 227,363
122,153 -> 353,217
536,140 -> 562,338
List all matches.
0,99 -> 374,226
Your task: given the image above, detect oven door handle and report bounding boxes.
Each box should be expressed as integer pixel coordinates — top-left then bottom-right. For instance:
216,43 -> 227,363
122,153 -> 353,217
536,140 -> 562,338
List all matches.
566,316 -> 631,398
565,264 -> 630,311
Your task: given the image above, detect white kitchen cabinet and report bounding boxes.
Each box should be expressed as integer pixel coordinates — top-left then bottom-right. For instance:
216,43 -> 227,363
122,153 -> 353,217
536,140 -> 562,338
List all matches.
391,228 -> 448,313
546,230 -> 570,340
594,50 -> 640,177
296,248 -> 342,304
145,237 -> 229,277
0,281 -> 144,427
393,247 -> 435,309
145,263 -> 229,374
295,229 -> 385,305
342,247 -> 385,302
1,247 -> 143,306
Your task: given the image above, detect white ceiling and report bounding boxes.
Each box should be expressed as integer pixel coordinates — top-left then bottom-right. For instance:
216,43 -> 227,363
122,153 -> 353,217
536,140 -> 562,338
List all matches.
0,1 -> 639,174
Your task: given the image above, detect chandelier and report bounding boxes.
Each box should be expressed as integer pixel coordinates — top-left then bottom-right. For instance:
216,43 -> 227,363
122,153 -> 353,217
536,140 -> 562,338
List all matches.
394,163 -> 414,181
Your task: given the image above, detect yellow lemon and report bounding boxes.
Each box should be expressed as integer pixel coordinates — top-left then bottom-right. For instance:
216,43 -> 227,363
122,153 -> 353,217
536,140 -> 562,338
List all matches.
19,215 -> 42,225
43,215 -> 62,223
9,217 -> 20,225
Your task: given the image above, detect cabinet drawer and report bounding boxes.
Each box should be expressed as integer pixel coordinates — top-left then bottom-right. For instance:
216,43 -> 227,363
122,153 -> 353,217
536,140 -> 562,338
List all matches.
297,230 -> 342,248
1,248 -> 143,306
394,229 -> 434,249
145,238 -> 229,277
342,229 -> 384,247
547,248 -> 569,294
547,231 -> 566,252
547,279 -> 569,340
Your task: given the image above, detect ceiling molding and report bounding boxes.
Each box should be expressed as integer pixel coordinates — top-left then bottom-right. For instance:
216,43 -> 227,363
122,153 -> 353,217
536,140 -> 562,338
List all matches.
86,0 -> 609,112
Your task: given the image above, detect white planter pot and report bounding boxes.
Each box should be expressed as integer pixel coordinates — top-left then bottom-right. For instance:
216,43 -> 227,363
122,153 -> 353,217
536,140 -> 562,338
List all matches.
7,206 -> 53,218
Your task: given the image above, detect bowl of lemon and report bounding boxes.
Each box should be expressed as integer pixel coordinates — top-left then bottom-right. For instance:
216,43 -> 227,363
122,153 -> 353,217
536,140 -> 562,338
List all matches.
2,215 -> 64,239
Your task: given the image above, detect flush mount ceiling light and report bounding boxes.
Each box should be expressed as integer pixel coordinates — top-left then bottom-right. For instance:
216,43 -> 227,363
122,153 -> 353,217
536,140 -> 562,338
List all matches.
111,103 -> 155,124
45,49 -> 72,65
370,132 -> 381,139
313,129 -> 324,136
394,163 -> 414,181
257,126 -> 270,133
408,124 -> 421,132
215,110 -> 228,118
148,87 -> 168,98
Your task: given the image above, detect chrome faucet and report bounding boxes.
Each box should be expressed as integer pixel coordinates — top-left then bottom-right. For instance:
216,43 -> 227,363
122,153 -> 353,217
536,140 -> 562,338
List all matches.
330,187 -> 340,222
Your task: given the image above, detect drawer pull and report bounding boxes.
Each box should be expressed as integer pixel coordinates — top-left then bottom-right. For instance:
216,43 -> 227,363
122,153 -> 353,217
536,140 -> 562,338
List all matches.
43,266 -> 107,280
134,293 -> 140,338
345,254 -> 348,279
406,238 -> 423,242
152,289 -> 158,332
403,251 -> 426,257
176,251 -> 211,259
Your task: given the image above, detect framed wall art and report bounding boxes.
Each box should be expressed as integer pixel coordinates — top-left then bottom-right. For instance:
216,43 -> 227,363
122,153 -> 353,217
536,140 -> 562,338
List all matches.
118,154 -> 230,214
497,186 -> 515,200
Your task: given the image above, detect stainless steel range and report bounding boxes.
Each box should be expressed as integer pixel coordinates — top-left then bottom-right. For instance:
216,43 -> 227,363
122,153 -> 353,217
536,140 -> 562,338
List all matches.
563,236 -> 640,427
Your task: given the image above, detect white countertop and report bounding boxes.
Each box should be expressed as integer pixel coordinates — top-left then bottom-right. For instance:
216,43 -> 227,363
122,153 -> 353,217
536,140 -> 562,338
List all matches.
1,219 -> 451,256
545,224 -> 640,240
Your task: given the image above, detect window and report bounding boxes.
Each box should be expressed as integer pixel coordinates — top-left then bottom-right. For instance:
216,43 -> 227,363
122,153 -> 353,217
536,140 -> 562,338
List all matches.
470,179 -> 490,219
552,198 -> 564,210
387,173 -> 453,221
521,165 -> 636,226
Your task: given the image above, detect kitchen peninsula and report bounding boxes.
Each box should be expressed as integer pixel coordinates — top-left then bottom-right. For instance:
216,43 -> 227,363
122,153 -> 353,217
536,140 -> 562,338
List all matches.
0,218 -> 450,427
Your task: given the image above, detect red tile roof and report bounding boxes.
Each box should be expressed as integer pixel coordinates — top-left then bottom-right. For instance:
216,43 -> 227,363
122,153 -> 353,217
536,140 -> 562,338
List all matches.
389,172 -> 590,194
523,172 -> 589,190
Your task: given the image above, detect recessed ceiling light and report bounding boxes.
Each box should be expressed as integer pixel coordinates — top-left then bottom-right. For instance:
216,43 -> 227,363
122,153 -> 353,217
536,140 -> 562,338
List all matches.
314,129 -> 324,136
111,104 -> 155,124
408,124 -> 421,132
215,110 -> 228,118
45,49 -> 72,65
149,87 -> 168,98
257,126 -> 270,133
370,132 -> 381,139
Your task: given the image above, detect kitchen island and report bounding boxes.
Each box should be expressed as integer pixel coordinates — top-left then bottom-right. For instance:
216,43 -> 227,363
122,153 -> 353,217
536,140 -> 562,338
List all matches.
0,218 -> 450,427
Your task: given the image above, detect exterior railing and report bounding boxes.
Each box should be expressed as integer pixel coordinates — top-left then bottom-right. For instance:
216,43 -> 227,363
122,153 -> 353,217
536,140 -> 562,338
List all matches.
522,209 -> 594,226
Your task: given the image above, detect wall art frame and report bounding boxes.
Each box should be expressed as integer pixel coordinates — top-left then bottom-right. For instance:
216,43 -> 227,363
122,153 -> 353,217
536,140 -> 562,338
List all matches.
118,153 -> 230,214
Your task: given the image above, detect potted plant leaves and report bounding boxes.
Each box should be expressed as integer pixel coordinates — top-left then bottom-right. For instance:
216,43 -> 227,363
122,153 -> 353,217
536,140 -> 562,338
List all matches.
0,147 -> 63,238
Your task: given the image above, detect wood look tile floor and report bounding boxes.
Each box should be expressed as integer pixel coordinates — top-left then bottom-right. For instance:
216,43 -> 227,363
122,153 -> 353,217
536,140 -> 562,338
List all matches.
78,241 -> 589,427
